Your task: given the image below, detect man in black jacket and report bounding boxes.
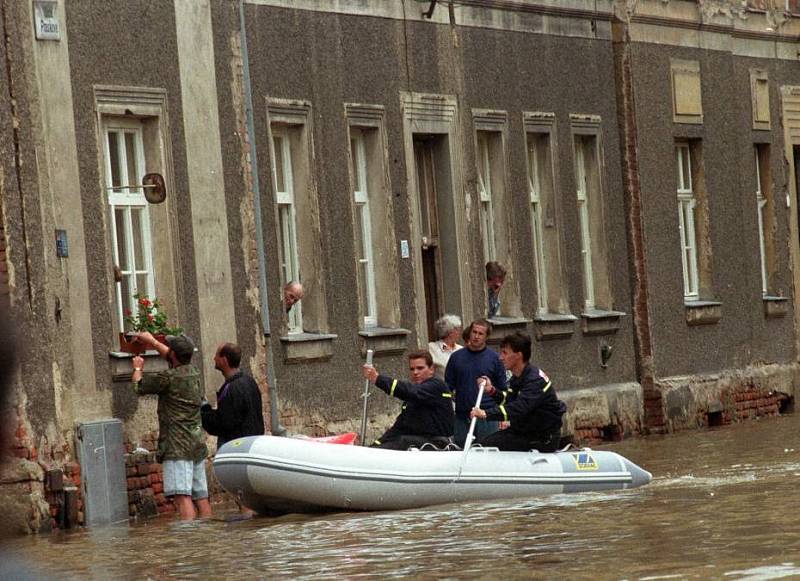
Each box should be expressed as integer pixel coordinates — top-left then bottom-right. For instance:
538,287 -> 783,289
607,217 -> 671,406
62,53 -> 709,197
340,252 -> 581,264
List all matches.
201,343 -> 265,448
362,350 -> 454,450
470,332 -> 566,452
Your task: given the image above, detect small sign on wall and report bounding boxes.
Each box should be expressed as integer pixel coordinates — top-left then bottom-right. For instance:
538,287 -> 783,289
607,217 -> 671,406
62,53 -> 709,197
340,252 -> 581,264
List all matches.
34,0 -> 60,41
55,229 -> 68,258
400,240 -> 409,259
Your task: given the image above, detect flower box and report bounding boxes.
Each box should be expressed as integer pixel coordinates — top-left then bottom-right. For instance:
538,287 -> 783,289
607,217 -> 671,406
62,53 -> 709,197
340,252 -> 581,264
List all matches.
118,333 -> 166,355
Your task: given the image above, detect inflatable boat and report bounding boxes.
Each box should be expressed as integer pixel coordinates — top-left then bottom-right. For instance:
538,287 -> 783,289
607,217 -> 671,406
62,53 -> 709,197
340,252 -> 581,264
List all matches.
213,435 -> 652,514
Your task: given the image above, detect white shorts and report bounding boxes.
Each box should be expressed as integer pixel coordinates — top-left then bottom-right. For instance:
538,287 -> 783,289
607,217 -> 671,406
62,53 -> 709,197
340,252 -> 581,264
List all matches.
163,459 -> 208,500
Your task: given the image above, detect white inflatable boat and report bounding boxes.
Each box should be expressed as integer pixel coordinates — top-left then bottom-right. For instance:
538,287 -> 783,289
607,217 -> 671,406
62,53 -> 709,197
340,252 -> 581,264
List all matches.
213,435 -> 652,514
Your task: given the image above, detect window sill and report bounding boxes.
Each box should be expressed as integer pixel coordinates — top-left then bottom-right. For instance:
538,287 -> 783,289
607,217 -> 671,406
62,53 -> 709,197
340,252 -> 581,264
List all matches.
280,333 -> 338,362
763,295 -> 789,319
581,309 -> 626,336
358,327 -> 411,355
108,350 -> 167,381
533,313 -> 577,340
487,316 -> 532,343
684,300 -> 722,326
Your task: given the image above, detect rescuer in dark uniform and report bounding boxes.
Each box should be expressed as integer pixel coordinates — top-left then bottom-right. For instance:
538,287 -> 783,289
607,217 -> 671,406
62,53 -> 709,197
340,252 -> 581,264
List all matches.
362,349 -> 454,450
471,331 -> 566,452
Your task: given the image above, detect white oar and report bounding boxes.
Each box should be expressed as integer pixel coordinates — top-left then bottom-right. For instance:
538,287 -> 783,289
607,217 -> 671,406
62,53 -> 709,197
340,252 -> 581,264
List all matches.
359,349 -> 374,446
457,379 -> 486,478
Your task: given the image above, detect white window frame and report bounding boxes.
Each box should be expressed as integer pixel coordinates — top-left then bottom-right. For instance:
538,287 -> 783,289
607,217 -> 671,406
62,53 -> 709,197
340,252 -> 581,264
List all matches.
477,133 -> 496,263
272,129 -> 303,333
575,143 -> 595,310
103,119 -> 156,331
676,143 -> 699,301
755,147 -> 768,296
350,131 -> 378,328
528,140 -> 548,315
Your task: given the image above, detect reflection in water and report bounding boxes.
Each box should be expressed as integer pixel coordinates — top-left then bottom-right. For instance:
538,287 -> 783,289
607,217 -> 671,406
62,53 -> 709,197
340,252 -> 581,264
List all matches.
6,414 -> 800,579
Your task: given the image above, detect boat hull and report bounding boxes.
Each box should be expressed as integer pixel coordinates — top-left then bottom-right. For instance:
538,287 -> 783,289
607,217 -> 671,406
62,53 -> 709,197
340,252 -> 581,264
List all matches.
213,435 -> 652,513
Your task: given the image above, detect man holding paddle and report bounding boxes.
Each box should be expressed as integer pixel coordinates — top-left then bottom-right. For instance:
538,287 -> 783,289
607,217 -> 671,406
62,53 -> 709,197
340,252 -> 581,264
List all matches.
362,350 -> 454,450
470,332 -> 566,452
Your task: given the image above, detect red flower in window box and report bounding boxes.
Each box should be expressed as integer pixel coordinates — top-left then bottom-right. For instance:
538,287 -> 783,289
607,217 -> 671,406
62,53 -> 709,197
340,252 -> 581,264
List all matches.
119,292 -> 182,353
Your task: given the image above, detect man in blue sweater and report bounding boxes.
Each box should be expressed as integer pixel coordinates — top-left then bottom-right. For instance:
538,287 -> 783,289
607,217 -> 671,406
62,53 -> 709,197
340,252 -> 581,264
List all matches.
444,319 -> 506,448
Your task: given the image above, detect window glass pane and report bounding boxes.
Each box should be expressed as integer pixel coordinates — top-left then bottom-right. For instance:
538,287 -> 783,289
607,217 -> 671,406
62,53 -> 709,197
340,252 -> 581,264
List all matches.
121,276 -> 132,329
681,148 -> 691,191
355,205 -> 369,318
108,132 -> 121,188
135,273 -> 148,297
278,205 -> 296,284
124,131 -> 138,190
350,138 -> 361,191
273,136 -> 285,192
132,208 -> 145,271
115,207 -> 130,270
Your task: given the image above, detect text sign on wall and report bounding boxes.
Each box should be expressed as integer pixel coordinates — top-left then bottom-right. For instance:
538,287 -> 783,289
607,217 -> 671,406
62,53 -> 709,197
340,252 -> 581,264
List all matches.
34,0 -> 60,41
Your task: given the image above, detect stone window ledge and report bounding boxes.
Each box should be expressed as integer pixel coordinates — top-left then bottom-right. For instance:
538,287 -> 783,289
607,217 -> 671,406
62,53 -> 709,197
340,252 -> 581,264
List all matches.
487,316 -> 532,343
358,327 -> 410,355
280,333 -> 338,362
581,309 -> 626,335
109,350 -> 167,381
763,295 -> 788,319
685,300 -> 722,326
533,313 -> 577,340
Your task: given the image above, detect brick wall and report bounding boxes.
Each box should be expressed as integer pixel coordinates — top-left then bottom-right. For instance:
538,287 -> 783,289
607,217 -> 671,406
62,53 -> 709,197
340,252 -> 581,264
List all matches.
125,451 -> 173,518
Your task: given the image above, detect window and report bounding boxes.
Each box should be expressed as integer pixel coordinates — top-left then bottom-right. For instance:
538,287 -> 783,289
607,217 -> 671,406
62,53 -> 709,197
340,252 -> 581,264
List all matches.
528,134 -> 550,315
272,129 -> 302,333
755,144 -> 775,296
573,131 -> 611,311
103,119 -> 155,331
267,99 -> 328,338
676,143 -> 699,300
350,130 -> 378,327
476,132 -> 497,262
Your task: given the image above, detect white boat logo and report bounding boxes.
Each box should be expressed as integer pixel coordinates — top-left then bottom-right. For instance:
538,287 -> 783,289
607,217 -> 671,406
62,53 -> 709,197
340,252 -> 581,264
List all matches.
572,452 -> 599,471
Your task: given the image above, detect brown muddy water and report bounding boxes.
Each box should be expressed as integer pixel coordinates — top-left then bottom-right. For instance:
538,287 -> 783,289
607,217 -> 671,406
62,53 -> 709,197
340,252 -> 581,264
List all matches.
6,413 -> 800,580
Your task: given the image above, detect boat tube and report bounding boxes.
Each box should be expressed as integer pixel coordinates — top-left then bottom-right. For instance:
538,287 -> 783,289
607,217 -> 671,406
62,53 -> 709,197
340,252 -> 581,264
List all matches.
213,435 -> 652,514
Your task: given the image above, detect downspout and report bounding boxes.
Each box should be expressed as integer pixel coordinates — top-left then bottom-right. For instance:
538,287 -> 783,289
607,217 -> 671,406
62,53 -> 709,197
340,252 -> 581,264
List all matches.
239,0 -> 286,436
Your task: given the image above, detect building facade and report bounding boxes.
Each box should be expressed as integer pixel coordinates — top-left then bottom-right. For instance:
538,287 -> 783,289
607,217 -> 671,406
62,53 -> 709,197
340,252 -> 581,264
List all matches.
0,0 -> 799,533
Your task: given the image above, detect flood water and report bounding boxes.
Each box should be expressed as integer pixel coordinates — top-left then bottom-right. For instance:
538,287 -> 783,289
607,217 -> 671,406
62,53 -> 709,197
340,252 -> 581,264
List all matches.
7,413 -> 800,580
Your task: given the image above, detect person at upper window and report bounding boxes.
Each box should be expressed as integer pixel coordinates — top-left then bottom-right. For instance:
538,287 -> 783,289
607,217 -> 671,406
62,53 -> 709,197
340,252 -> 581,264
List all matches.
361,350 -> 454,450
486,261 -> 507,318
444,319 -> 506,448
283,281 -> 304,313
427,314 -> 463,379
471,331 -> 566,452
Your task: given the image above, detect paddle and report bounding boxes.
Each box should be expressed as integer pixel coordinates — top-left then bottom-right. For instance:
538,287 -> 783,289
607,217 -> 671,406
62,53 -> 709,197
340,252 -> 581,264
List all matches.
359,349 -> 374,446
457,379 -> 486,478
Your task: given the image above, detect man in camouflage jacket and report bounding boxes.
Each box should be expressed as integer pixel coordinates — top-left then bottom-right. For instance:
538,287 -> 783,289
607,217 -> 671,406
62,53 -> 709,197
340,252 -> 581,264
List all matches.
131,332 -> 210,520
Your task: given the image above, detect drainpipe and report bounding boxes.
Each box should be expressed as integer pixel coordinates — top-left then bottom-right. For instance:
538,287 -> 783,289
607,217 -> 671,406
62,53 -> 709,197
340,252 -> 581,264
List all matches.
239,0 -> 286,436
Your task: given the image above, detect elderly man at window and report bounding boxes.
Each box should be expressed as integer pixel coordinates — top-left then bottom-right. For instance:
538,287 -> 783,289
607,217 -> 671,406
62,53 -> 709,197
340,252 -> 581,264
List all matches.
283,281 -> 304,313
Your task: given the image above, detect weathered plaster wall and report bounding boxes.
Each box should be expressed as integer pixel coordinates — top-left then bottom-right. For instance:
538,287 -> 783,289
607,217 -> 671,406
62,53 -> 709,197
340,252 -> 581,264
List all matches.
630,41 -> 798,378
224,2 -> 638,436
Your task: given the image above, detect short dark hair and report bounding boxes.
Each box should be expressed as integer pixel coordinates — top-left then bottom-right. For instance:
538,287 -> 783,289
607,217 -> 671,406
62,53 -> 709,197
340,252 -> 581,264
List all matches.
408,349 -> 433,367
485,261 -> 506,280
218,343 -> 242,368
463,319 -> 492,342
500,331 -> 532,363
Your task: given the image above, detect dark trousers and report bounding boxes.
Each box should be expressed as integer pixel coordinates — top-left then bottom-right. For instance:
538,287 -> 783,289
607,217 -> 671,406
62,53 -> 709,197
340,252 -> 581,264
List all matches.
478,429 -> 561,452
372,433 -> 453,450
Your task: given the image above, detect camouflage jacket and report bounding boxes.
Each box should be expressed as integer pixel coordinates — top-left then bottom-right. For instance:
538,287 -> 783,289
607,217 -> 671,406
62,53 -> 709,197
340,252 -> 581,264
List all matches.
134,364 -> 208,463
